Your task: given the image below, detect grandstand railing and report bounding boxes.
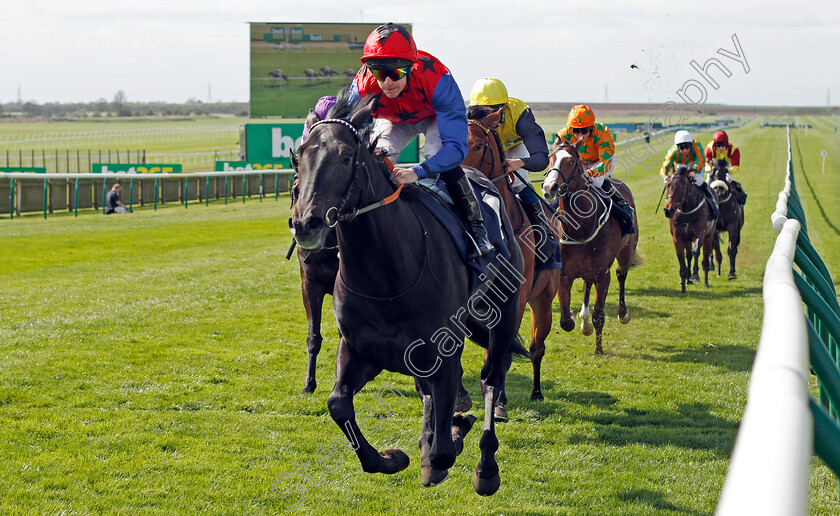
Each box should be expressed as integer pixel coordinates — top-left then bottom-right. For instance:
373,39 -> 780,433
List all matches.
1,170 -> 293,219
716,127 -> 840,515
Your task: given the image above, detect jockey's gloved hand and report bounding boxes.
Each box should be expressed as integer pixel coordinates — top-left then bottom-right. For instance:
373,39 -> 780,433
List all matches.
726,172 -> 734,182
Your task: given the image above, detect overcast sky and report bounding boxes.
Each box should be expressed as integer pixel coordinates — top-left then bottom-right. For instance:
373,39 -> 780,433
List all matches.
2,0 -> 838,107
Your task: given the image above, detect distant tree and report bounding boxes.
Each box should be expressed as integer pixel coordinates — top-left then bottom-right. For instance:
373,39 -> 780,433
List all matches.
22,101 -> 41,117
112,90 -> 130,117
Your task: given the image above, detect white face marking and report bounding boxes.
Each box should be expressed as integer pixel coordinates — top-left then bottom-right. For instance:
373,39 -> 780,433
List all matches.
542,169 -> 559,198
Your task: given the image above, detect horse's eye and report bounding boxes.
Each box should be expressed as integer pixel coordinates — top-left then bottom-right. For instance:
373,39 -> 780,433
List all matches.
342,155 -> 352,166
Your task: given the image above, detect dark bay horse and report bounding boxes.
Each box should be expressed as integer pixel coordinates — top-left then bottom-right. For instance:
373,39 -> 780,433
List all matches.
663,166 -> 716,292
291,108 -> 340,395
708,160 -> 744,280
464,111 -> 561,405
291,95 -> 524,495
542,141 -> 640,356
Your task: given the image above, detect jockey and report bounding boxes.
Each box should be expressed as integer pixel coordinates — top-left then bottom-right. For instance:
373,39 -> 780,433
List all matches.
552,105 -> 635,233
661,130 -> 719,221
704,130 -> 747,205
348,23 -> 493,259
467,77 -> 555,254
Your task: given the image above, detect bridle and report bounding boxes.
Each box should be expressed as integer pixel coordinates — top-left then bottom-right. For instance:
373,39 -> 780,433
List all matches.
306,118 -> 403,227
665,170 -> 704,216
467,119 -> 508,185
547,142 -> 585,198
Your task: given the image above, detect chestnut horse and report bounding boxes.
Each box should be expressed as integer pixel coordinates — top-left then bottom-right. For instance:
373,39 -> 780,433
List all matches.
708,160 -> 744,280
542,140 -> 640,355
663,165 -> 716,292
291,93 -> 524,495
463,111 -> 562,407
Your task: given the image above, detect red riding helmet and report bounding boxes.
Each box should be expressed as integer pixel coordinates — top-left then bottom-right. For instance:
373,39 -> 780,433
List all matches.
361,23 -> 418,66
713,130 -> 729,144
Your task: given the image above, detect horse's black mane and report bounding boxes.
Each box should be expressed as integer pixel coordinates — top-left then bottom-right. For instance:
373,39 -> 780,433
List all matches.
326,85 -> 356,120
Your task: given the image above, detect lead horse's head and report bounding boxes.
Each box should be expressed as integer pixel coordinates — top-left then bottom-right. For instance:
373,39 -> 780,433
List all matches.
291,93 -> 376,251
542,139 -> 584,203
663,165 -> 693,219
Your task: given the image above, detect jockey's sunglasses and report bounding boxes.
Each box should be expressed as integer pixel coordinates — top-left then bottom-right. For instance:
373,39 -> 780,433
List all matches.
370,66 -> 410,82
677,143 -> 692,150
714,142 -> 727,148
571,126 -> 592,135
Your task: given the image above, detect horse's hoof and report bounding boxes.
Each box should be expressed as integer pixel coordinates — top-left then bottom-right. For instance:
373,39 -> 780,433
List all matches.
473,472 -> 501,496
379,449 -> 410,474
421,466 -> 449,486
300,383 -> 316,395
728,273 -> 737,280
493,405 -> 509,422
530,390 -> 544,401
454,392 -> 473,413
581,321 -> 594,336
689,274 -> 700,282
560,319 -> 575,332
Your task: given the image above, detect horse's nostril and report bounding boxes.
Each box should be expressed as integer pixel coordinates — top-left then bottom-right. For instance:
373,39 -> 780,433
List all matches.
304,217 -> 323,232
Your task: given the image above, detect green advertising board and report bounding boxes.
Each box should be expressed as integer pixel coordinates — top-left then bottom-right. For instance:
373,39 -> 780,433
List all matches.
0,167 -> 46,173
91,164 -> 182,174
242,123 -> 420,167
214,161 -> 289,172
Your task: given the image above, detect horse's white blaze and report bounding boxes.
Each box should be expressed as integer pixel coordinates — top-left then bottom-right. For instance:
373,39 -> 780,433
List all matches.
542,168 -> 559,197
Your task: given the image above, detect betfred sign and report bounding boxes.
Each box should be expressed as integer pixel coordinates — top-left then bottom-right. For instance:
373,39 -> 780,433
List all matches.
91,164 -> 182,174
214,161 -> 288,171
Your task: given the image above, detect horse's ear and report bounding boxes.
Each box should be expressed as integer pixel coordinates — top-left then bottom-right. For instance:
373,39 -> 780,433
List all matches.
573,138 -> 584,152
484,109 -> 503,129
349,96 -> 376,131
304,109 -> 321,130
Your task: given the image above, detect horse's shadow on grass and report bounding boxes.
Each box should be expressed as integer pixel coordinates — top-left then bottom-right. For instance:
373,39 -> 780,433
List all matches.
464,371 -> 738,457
618,489 -> 704,515
549,300 -> 671,320
644,343 -> 756,373
631,285 -> 762,299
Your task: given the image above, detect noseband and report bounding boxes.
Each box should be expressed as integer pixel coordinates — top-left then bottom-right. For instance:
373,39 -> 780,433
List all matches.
547,144 -> 584,197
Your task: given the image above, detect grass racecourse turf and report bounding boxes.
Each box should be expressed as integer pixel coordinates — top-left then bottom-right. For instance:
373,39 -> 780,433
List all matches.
1,116 -> 839,514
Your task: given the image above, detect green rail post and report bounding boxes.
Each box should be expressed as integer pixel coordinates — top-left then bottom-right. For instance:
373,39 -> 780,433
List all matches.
9,178 -> 14,220
259,173 -> 264,202
154,178 -> 159,211
275,173 -> 280,201
74,178 -> 79,217
129,178 -> 134,213
242,174 -> 246,204
184,177 -> 189,209
205,176 -> 210,207
102,178 -> 108,214
224,175 -> 229,205
797,234 -> 837,295
43,179 -> 48,219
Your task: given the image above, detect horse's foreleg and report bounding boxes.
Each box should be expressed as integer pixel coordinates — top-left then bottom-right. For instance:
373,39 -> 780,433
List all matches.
702,231 -> 714,288
728,225 -> 740,280
454,362 -> 472,413
690,238 -> 701,283
592,274 -> 610,355
616,266 -> 630,324
713,231 -> 722,277
580,282 -> 594,336
528,286 -> 555,401
327,339 -> 407,475
301,273 -> 327,394
675,243 -> 688,293
558,277 -> 575,332
473,305 -> 518,496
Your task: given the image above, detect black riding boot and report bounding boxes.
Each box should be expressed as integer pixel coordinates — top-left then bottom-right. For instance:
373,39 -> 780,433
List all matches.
603,181 -> 635,236
732,180 -> 747,205
447,174 -> 495,260
701,183 -> 720,221
522,200 -> 556,261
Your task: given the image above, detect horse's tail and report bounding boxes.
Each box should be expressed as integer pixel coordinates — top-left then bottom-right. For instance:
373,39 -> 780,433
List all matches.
628,249 -> 643,269
509,334 -> 531,361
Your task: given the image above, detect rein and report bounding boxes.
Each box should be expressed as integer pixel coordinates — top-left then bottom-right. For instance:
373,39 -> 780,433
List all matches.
309,118 -> 405,226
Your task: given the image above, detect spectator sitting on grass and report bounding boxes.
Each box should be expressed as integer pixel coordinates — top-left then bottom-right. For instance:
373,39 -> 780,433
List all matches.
105,184 -> 128,214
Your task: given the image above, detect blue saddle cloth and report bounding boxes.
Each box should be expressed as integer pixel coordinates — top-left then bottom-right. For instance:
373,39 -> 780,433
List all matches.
403,175 -> 510,291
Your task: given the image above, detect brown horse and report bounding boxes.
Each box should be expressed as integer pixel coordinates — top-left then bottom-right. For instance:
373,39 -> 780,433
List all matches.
663,165 -> 716,292
542,140 -> 640,355
463,111 -> 561,407
291,109 -> 341,395
708,160 -> 744,280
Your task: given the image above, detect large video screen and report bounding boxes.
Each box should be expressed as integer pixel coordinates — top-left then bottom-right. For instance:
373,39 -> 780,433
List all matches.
249,22 -> 412,118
